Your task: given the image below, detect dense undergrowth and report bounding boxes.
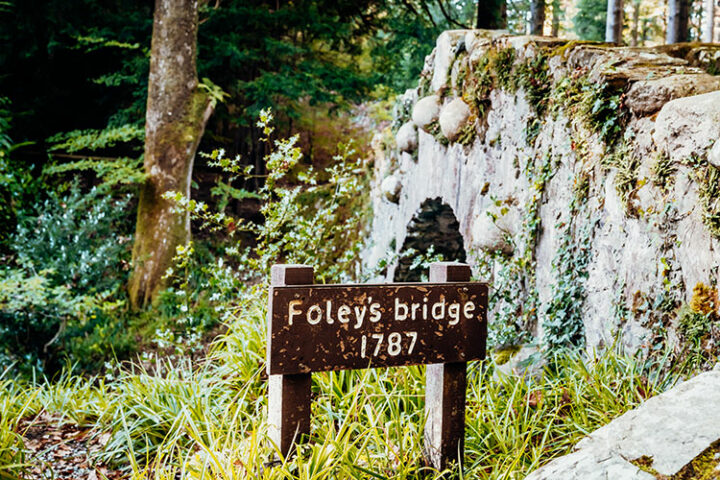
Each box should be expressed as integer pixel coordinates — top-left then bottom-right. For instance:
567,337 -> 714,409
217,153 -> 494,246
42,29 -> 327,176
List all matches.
0,98 -> 713,479
0,291 -> 691,478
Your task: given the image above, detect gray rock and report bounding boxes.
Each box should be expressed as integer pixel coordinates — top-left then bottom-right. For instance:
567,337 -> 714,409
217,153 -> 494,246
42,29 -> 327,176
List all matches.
471,205 -> 517,255
396,122 -> 418,153
381,175 -> 402,203
524,371 -> 720,479
709,140 -> 720,169
439,98 -> 472,142
412,95 -> 441,131
653,90 -> 720,162
625,74 -> 720,117
431,30 -> 467,93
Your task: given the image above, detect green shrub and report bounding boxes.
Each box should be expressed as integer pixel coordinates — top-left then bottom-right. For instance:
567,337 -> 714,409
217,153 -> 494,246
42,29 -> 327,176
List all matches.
0,182 -> 133,373
165,109 -> 371,286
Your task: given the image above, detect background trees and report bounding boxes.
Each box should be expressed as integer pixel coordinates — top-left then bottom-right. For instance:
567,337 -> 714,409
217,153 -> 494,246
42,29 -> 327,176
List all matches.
0,0 -> 718,370
605,0 -> 624,42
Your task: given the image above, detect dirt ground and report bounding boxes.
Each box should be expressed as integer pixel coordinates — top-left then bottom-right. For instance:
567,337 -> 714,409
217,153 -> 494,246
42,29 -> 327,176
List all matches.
19,414 -> 123,480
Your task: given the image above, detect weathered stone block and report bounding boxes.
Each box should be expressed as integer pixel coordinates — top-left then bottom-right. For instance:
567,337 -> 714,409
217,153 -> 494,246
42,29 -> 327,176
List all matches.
470,205 -> 517,255
524,371 -> 720,479
431,30 -> 467,93
625,74 -> 720,117
653,90 -> 720,162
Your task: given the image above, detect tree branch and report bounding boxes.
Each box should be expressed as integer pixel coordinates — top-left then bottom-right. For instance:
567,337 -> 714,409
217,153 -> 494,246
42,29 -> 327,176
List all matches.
435,0 -> 470,29
419,1 -> 438,27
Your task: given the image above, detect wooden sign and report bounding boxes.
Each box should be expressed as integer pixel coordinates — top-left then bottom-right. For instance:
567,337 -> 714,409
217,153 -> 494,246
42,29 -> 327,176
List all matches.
267,283 -> 486,375
266,263 -> 487,472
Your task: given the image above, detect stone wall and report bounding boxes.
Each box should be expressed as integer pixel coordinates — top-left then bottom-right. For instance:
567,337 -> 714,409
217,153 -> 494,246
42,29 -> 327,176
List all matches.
363,30 -> 720,353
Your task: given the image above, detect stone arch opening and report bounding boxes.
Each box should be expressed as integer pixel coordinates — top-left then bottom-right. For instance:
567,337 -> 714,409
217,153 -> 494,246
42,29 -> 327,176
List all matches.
393,197 -> 467,282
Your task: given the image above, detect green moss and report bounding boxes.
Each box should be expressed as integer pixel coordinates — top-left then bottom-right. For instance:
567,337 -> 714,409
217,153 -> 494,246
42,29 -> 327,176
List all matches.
493,47 -> 517,91
672,439 -> 720,479
462,54 -> 494,119
631,455 -> 661,476
573,171 -> 591,205
493,344 -> 522,365
551,72 -> 626,146
513,51 -> 552,117
548,40 -> 610,59
525,118 -> 542,146
456,115 -> 478,146
676,281 -> 719,370
677,305 -> 712,343
426,120 -> 449,146
458,46 -> 517,124
418,73 -> 431,98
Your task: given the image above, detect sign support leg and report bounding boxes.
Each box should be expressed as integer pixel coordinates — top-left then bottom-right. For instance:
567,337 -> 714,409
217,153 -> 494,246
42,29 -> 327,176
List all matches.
268,264 -> 314,458
424,262 -> 471,471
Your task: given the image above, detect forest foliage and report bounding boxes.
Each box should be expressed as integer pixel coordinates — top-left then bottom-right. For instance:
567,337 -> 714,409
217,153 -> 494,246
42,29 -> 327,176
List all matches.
0,0 -> 718,474
0,0 -> 715,374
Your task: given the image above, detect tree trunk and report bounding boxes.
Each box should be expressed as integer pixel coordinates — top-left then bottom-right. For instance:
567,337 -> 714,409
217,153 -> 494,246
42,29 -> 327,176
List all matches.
667,0 -> 690,43
605,0 -> 624,43
631,0 -> 641,45
530,0 -> 547,34
129,0 -> 213,309
476,0 -> 507,29
551,0 -> 561,36
703,0 -> 715,42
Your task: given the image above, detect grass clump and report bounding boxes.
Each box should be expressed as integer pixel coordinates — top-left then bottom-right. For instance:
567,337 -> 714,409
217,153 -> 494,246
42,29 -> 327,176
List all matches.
695,162 -> 720,238
551,69 -> 626,147
651,152 -> 677,192
0,378 -> 35,478
512,52 -> 552,117
0,324 -> 690,479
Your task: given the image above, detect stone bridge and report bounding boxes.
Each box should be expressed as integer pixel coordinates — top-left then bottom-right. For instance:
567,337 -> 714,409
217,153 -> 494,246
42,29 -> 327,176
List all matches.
363,30 -> 720,353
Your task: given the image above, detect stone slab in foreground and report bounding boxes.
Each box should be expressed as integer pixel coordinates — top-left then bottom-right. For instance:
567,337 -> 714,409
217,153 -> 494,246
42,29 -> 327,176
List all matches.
524,371 -> 720,479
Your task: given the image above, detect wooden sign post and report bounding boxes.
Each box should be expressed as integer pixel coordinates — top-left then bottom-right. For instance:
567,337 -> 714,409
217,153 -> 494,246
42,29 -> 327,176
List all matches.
266,262 -> 487,470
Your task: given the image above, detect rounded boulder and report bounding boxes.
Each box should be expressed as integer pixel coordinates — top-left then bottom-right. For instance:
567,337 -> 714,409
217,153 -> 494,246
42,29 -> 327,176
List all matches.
412,95 -> 441,131
381,175 -> 402,203
396,122 -> 418,153
439,98 -> 472,142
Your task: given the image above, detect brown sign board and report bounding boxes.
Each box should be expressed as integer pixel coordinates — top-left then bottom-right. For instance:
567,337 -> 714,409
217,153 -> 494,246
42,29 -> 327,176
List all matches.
267,282 -> 487,375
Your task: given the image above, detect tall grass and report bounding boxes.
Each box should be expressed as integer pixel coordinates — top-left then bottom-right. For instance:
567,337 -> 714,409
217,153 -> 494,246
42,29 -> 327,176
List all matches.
0,289 -> 687,479
0,375 -> 37,479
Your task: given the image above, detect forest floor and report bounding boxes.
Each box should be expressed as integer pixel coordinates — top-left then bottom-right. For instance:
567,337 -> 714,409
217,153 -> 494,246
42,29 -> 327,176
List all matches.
20,413 -> 123,478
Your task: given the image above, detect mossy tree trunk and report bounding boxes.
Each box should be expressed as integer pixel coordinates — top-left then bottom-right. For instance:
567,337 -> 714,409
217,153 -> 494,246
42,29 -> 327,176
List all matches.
605,0 -> 624,43
551,0 -> 561,36
666,0 -> 690,43
129,0 -> 213,309
630,0 -> 640,46
530,0 -> 546,35
476,0 -> 507,29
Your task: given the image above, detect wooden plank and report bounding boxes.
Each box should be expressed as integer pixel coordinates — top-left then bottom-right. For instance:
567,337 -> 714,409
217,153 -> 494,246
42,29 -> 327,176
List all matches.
267,265 -> 313,457
424,262 -> 478,471
267,282 -> 487,375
